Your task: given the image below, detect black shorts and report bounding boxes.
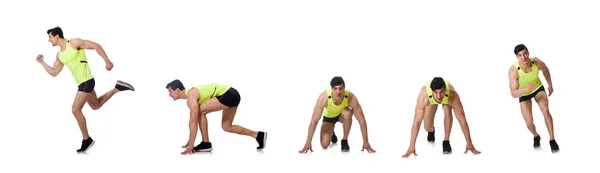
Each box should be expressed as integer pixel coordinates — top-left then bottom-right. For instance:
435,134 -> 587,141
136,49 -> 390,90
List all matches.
216,87 -> 241,107
78,78 -> 95,93
323,115 -> 340,124
519,85 -> 545,103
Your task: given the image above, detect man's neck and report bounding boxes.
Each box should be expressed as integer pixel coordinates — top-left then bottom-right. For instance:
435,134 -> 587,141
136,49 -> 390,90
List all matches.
58,38 -> 67,50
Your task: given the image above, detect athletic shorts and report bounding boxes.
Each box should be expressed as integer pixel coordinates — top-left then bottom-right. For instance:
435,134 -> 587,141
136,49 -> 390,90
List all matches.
519,85 -> 545,103
216,87 -> 241,107
78,78 -> 95,93
323,115 -> 340,123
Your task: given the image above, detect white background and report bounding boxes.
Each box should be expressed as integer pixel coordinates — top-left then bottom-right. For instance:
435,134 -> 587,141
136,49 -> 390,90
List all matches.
0,0 -> 598,172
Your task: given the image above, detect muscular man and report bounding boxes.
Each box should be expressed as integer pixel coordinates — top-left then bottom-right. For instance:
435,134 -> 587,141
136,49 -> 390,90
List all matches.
402,77 -> 480,157
37,27 -> 135,153
508,44 -> 559,153
165,79 -> 267,154
299,76 -> 376,153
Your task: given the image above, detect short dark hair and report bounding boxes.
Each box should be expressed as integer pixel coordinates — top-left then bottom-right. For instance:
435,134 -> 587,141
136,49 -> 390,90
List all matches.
330,76 -> 345,88
514,44 -> 528,55
47,27 -> 64,38
166,79 -> 185,90
430,77 -> 445,90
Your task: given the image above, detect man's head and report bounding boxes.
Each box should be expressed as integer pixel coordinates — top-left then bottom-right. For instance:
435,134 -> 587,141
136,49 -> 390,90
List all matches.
330,76 -> 345,99
514,44 -> 530,64
47,27 -> 64,46
166,79 -> 186,100
430,77 -> 446,102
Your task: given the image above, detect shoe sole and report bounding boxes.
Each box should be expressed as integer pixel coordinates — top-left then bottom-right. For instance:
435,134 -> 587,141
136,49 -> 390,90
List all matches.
259,132 -> 268,150
117,80 -> 135,91
194,148 -> 213,152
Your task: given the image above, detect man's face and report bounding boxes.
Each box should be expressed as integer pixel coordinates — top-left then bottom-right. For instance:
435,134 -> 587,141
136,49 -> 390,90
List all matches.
48,33 -> 59,46
168,88 -> 179,100
516,49 -> 530,64
432,88 -> 445,102
331,85 -> 344,99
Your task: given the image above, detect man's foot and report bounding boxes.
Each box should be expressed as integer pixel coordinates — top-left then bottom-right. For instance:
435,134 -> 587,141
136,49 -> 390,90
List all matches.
549,140 -> 559,153
533,135 -> 541,149
442,140 -> 452,154
76,137 -> 95,153
341,139 -> 349,152
427,130 -> 435,143
115,80 -> 135,91
256,131 -> 267,150
331,131 -> 338,144
193,142 -> 213,152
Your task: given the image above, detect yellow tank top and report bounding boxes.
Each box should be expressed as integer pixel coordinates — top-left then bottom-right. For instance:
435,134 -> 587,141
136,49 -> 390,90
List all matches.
185,83 -> 231,104
323,89 -> 349,118
425,80 -> 451,105
58,40 -> 93,85
513,58 -> 543,96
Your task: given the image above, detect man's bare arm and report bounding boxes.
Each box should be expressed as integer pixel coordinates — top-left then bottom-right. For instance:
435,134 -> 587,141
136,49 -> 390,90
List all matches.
39,53 -> 64,77
449,90 -> 474,146
70,38 -> 111,63
348,92 -> 370,144
534,58 -> 553,87
186,88 -> 201,147
509,66 -> 532,98
304,92 -> 327,145
408,87 -> 428,148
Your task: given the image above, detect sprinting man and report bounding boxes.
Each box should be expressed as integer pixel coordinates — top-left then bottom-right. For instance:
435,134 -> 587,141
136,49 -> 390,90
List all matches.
165,79 -> 267,154
401,77 -> 480,157
299,76 -> 376,153
508,44 -> 559,153
36,27 -> 135,153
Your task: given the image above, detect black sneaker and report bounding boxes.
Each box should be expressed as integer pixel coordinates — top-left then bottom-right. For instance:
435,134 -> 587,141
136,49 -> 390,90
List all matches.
115,80 -> 135,91
256,131 -> 267,150
427,130 -> 435,143
533,135 -> 541,149
442,140 -> 452,154
341,139 -> 349,152
331,131 -> 338,144
549,140 -> 559,153
76,137 -> 95,153
193,142 -> 213,152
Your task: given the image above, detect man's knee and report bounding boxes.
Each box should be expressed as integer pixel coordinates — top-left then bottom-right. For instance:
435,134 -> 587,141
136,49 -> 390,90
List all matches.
526,122 -> 536,129
71,107 -> 83,115
221,123 -> 232,132
341,108 -> 353,121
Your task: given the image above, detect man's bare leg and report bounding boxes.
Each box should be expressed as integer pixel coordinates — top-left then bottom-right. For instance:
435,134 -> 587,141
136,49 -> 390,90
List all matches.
423,105 -> 438,142
520,99 -> 540,148
442,105 -> 453,141
86,80 -> 135,110
72,91 -> 95,152
533,91 -> 559,152
320,121 -> 336,149
340,108 -> 353,151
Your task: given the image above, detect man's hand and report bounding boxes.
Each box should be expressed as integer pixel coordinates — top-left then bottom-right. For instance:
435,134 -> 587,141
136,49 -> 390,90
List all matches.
464,144 -> 481,155
298,143 -> 313,153
182,142 -> 191,148
36,54 -> 44,62
401,147 -> 417,158
361,142 -> 376,153
547,85 -> 553,96
181,145 -> 194,155
523,84 -> 538,92
105,61 -> 114,71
